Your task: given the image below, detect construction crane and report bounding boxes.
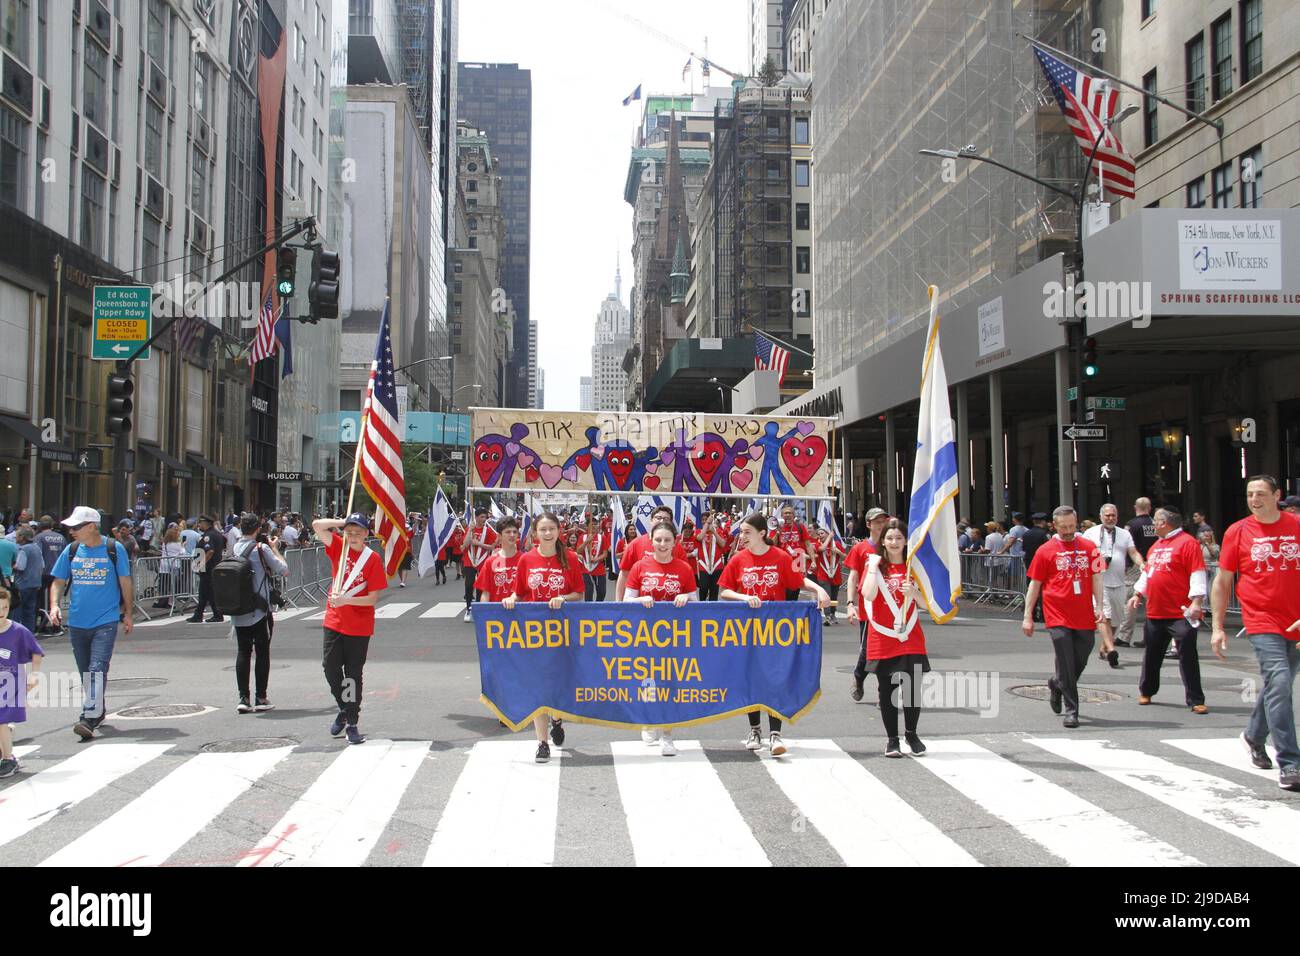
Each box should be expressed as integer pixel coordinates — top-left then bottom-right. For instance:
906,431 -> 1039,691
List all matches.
584,0 -> 743,80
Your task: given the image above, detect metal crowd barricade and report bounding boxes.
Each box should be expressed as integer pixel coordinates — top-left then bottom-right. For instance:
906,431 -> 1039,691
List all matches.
959,553 -> 1027,610
132,552 -> 201,620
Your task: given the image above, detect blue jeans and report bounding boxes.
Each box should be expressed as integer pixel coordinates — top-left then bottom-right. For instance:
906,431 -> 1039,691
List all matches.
17,586 -> 40,633
69,622 -> 119,724
1246,633 -> 1300,773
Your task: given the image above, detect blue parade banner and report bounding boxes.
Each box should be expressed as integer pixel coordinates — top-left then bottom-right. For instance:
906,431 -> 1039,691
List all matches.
475,601 -> 823,731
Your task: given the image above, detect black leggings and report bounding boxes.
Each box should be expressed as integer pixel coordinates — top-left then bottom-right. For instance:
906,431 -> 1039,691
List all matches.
434,558 -> 447,584
748,711 -> 782,733
875,658 -> 921,739
697,569 -> 722,601
463,565 -> 479,607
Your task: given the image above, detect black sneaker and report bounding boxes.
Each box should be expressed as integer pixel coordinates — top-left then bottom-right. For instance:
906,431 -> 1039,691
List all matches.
1112,637 -> 1131,647
1048,678 -> 1063,715
1241,732 -> 1273,770
254,698 -> 274,712
535,741 -> 551,763
904,732 -> 927,756
1106,650 -> 1120,669
329,712 -> 348,738
884,737 -> 903,758
850,676 -> 864,702
1280,770 -> 1300,792
185,617 -> 204,624
1063,714 -> 1080,728
0,757 -> 17,778
73,719 -> 95,740
206,616 -> 225,624
549,718 -> 565,747
345,724 -> 366,745
236,698 -> 252,714
1132,639 -> 1146,648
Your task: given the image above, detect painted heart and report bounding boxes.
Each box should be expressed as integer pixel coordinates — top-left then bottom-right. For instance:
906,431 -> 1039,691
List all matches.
606,449 -> 635,489
575,453 -> 591,471
539,463 -> 564,489
645,463 -> 659,475
589,445 -> 605,459
473,442 -> 504,486
660,447 -> 676,466
748,443 -> 764,460
562,465 -> 579,483
690,438 -> 728,487
733,454 -> 749,466
643,475 -> 661,490
517,451 -> 536,468
525,466 -> 540,483
730,469 -> 753,491
506,442 -> 521,457
796,420 -> 816,437
781,435 -> 828,487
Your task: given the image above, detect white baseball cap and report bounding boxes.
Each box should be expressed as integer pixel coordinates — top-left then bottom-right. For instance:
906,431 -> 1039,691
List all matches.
61,506 -> 102,527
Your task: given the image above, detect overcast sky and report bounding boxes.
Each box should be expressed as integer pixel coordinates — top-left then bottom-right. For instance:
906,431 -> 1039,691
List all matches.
457,0 -> 749,410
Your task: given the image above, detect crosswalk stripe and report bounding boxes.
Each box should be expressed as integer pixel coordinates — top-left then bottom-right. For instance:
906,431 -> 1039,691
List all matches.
13,745 -> 40,758
304,610 -> 326,621
612,740 -> 769,867
1030,738 -> 1300,865
914,740 -> 1201,866
136,607 -> 321,628
0,744 -> 173,849
760,739 -> 979,867
38,747 -> 294,867
1162,737 -> 1280,782
240,740 -> 429,867
424,740 -> 562,866
268,608 -> 315,621
419,603 -> 464,618
373,602 -> 420,619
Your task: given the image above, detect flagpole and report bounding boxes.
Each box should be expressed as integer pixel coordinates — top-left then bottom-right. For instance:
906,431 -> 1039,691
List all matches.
334,298 -> 385,597
743,323 -> 814,359
898,285 -> 942,627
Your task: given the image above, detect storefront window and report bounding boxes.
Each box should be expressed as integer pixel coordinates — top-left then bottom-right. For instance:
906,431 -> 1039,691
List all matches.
1281,399 -> 1300,497
1141,422 -> 1186,510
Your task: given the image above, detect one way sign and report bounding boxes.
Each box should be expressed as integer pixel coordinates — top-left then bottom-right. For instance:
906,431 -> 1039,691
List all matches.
1060,424 -> 1108,442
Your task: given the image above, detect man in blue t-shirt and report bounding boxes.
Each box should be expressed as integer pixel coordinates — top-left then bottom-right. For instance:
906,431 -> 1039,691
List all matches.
48,506 -> 134,740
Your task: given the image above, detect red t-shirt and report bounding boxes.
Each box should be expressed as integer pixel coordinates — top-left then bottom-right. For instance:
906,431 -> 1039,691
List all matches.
513,549 -> 586,602
866,562 -> 928,661
718,547 -> 804,601
1142,531 -> 1206,619
622,533 -> 686,572
575,531 -> 609,573
774,522 -> 813,564
816,540 -> 846,586
323,537 -> 390,637
844,539 -> 878,618
478,550 -> 523,602
462,523 -> 499,568
1027,536 -> 1104,630
626,557 -> 698,602
448,527 -> 465,557
677,530 -> 699,574
1218,512 -> 1300,638
695,529 -> 729,574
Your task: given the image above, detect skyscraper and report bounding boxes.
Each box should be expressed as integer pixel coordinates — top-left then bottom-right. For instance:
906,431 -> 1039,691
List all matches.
456,62 -> 533,407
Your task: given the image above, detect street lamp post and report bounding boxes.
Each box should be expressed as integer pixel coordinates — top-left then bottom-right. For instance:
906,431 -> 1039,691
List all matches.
450,383 -> 482,504
708,377 -> 738,414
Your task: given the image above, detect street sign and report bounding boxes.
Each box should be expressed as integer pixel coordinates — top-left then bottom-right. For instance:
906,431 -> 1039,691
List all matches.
1086,396 -> 1126,411
92,285 -> 153,361
1098,461 -> 1120,482
1060,423 -> 1108,441
1085,410 -> 1096,424
76,447 -> 103,471
1066,386 -> 1078,402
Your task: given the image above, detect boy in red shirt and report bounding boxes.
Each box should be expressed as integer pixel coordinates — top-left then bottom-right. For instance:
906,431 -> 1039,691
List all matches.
312,513 -> 390,745
1022,505 -> 1113,728
1212,475 -> 1300,790
1127,507 -> 1208,713
694,512 -> 729,601
774,504 -> 816,575
477,517 -> 523,603
461,508 -> 499,622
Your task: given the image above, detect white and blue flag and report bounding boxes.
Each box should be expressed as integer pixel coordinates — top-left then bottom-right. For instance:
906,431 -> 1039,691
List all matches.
817,499 -> 845,549
906,287 -> 962,623
420,487 -> 458,577
634,495 -> 684,535
519,492 -> 537,543
610,497 -> 628,575
490,498 -> 506,522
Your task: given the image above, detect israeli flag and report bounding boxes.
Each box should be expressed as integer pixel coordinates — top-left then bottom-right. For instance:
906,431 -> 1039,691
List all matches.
634,495 -> 677,535
610,497 -> 628,575
490,498 -> 505,522
817,499 -> 845,549
687,496 -> 707,525
906,287 -> 962,623
420,487 -> 458,577
519,492 -> 536,543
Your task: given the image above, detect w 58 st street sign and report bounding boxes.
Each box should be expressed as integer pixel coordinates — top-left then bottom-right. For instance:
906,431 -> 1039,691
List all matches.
1060,424 -> 1108,441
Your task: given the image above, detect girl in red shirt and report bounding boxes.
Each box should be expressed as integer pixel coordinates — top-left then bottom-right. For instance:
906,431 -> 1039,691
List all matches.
624,521 -> 699,757
859,521 -> 930,758
695,512 -> 730,601
678,516 -> 699,578
501,512 -> 585,763
815,527 -> 847,627
576,513 -> 610,603
719,513 -> 831,756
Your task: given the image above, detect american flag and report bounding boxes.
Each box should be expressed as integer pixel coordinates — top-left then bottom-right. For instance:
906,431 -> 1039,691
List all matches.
357,300 -> 410,576
248,287 -> 280,365
1033,46 -> 1136,199
754,331 -> 791,385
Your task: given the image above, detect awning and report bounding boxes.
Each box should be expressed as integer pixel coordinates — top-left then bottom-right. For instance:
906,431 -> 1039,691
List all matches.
0,414 -> 78,464
137,442 -> 194,479
187,453 -> 238,487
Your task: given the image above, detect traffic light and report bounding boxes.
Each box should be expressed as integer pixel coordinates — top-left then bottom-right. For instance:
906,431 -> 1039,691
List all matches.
277,246 -> 297,297
1082,337 -> 1099,378
308,247 -> 340,322
106,372 -> 134,435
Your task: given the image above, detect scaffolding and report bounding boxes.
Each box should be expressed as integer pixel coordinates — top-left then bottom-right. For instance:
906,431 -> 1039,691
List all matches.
397,0 -> 432,150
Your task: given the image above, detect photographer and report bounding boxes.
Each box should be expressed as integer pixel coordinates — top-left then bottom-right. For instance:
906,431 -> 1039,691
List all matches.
1084,503 -> 1145,652
229,514 -> 289,713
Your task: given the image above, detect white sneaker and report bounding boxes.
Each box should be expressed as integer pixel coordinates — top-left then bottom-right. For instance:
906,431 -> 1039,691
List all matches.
660,732 -> 678,757
463,607 -> 473,622
641,728 -> 660,745
769,732 -> 788,756
744,727 -> 763,750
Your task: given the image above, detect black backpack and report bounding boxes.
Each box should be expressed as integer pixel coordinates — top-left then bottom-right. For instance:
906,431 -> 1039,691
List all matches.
211,540 -> 267,616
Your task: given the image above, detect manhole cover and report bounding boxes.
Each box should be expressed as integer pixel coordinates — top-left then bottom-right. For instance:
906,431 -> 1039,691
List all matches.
1009,684 -> 1124,704
221,663 -> 291,672
106,677 -> 168,690
202,737 -> 299,753
112,703 -> 215,719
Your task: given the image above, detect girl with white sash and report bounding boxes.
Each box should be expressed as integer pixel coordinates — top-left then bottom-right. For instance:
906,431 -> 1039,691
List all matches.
859,520 -> 930,758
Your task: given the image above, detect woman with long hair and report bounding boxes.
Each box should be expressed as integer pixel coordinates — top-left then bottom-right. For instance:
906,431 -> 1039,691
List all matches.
815,526 -> 846,627
719,513 -> 831,756
154,525 -> 186,609
501,512 -> 585,763
859,519 -> 931,757
577,512 -> 610,603
695,511 -> 729,601
624,520 -> 699,756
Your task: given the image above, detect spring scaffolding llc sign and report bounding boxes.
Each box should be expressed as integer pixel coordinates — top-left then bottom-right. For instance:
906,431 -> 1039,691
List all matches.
1179,219 -> 1281,291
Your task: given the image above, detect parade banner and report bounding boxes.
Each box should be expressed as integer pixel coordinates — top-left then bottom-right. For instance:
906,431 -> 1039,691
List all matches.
469,408 -> 835,498
475,601 -> 823,731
